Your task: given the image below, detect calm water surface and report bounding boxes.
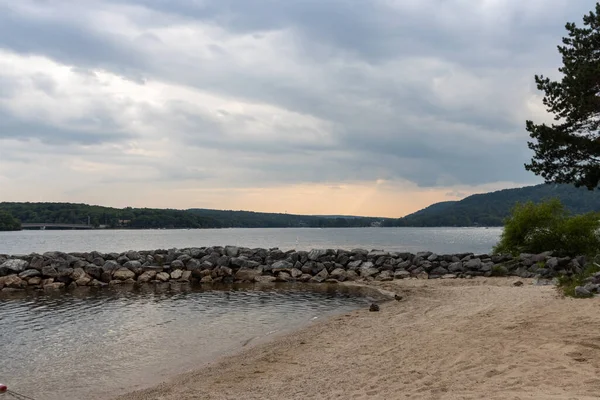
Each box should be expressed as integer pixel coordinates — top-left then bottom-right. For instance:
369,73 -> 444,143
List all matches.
0,227 -> 502,255
0,283 -> 373,400
0,227 -> 501,399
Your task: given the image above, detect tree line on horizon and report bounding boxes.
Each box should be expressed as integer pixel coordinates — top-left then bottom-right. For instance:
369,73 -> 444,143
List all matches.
0,202 -> 384,230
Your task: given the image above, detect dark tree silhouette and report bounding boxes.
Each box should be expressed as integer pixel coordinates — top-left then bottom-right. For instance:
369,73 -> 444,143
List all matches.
526,3 -> 600,189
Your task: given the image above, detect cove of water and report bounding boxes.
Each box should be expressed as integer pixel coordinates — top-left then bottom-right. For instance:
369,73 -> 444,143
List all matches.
0,283 -> 373,400
0,227 -> 503,255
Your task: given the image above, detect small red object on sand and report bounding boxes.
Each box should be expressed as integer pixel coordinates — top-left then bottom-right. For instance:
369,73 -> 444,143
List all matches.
0,383 -> 7,393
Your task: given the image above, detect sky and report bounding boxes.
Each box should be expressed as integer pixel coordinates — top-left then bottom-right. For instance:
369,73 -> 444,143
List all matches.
0,0 -> 593,217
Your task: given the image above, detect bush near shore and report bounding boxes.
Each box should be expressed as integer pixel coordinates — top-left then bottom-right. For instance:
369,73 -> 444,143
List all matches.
493,199 -> 600,297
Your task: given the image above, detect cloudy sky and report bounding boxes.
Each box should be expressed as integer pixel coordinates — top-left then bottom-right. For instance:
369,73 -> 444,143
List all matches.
0,0 -> 591,217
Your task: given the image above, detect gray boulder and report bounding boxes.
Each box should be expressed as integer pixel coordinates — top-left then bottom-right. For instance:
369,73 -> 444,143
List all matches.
430,266 -> 449,276
19,269 -> 41,279
102,260 -> 120,273
271,260 -> 293,271
465,258 -> 482,270
448,262 -> 464,273
310,268 -> 329,283
575,286 -> 592,297
224,246 -> 240,257
1,259 -> 29,273
308,249 -> 327,261
125,250 -> 141,260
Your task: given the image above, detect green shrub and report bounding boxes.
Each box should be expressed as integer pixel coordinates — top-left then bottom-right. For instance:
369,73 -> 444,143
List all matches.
493,198 -> 600,257
491,264 -> 508,276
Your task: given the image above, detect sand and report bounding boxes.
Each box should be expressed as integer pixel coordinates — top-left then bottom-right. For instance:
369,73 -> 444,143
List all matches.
116,278 -> 600,400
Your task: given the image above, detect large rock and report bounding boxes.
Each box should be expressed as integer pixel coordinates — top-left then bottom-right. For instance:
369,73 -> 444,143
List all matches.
84,265 -> 102,279
19,269 -> 41,279
310,268 -> 329,283
376,270 -> 393,281
235,267 -> 262,281
330,268 -> 347,281
156,272 -> 170,282
271,260 -> 293,271
394,270 -> 410,279
138,270 -> 157,283
359,263 -> 379,278
575,286 -> 592,297
112,267 -> 135,280
290,268 -> 303,279
41,265 -> 59,278
123,261 -> 143,274
0,259 -> 29,273
171,260 -> 185,269
308,249 -> 327,261
347,260 -> 363,270
102,260 -> 120,273
70,268 -> 86,281
345,270 -> 359,281
170,269 -> 183,280
465,258 -> 482,270
180,271 -> 192,282
230,257 -> 248,268
125,250 -> 141,260
224,246 -> 240,257
3,275 -> 26,288
28,277 -> 42,286
430,266 -> 449,276
448,262 -> 464,273
276,271 -> 292,282
75,276 -> 92,286
368,250 -> 389,259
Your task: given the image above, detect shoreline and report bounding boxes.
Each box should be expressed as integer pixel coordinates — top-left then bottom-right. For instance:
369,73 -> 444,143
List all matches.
115,278 -> 600,400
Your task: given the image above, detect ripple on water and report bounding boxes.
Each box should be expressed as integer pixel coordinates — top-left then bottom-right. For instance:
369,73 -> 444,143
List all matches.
0,283 -> 372,400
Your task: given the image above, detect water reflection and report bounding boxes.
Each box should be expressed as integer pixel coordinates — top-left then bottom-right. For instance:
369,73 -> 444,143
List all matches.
0,283 -> 373,400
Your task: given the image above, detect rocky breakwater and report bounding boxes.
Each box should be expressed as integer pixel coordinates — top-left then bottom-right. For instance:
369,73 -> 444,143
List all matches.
0,247 -> 588,293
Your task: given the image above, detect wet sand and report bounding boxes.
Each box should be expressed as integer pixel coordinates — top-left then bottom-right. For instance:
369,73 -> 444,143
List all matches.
116,278 -> 600,400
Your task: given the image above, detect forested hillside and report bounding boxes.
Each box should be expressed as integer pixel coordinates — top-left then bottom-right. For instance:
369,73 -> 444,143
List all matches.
383,184 -> 600,227
0,202 -> 383,229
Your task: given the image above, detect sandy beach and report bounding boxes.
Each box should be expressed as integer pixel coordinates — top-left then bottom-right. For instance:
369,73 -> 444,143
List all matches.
116,278 -> 600,400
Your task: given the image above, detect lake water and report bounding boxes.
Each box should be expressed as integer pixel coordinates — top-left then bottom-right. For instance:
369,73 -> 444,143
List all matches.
0,227 -> 503,255
0,227 -> 502,399
0,283 -> 373,400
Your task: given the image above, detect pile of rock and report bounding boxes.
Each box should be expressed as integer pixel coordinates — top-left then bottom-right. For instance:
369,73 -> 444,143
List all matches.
0,246 -> 587,293
574,271 -> 600,297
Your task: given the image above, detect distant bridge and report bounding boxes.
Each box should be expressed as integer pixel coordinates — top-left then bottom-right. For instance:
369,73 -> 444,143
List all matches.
21,223 -> 94,230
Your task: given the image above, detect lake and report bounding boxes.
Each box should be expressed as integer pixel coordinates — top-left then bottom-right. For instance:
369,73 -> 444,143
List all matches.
0,227 -> 503,255
0,283 -> 374,400
0,227 -> 502,399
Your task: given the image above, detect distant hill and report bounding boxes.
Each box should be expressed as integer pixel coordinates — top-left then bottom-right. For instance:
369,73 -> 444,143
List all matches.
2,183 -> 599,230
383,184 -> 600,227
0,202 -> 385,230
